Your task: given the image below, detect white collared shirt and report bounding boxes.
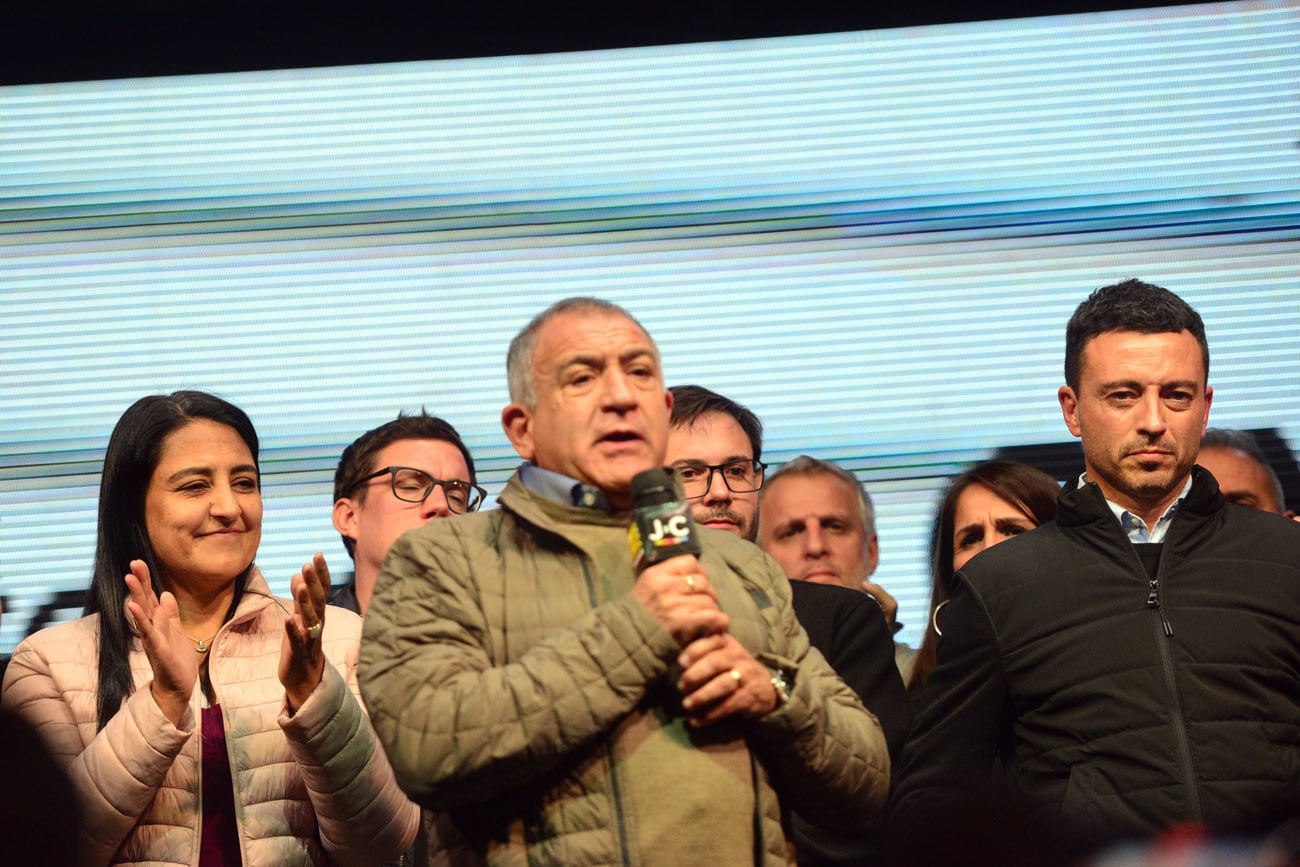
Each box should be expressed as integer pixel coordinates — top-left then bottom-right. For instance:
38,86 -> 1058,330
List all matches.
1080,473 -> 1194,544
518,462 -> 613,512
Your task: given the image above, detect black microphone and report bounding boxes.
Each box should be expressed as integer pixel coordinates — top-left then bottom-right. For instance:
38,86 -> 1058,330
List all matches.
628,467 -> 701,573
628,467 -> 708,716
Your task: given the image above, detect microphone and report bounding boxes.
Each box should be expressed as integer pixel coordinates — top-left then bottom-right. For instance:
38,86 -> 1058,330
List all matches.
628,467 -> 701,573
628,467 -> 708,715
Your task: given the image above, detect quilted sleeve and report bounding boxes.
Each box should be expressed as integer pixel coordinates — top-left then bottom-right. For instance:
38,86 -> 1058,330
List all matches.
279,650 -> 420,867
358,521 -> 679,810
740,553 -> 892,828
1,634 -> 194,867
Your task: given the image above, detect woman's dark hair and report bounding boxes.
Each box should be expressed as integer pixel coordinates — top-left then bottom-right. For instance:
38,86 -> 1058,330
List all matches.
907,460 -> 1060,697
83,391 -> 260,729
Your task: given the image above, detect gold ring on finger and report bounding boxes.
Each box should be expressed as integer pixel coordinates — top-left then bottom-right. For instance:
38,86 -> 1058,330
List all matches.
730,669 -> 742,685
685,574 -> 696,593
306,623 -> 323,640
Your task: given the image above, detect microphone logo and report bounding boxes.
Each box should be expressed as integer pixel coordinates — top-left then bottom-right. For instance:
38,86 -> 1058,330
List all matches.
647,514 -> 691,544
628,468 -> 701,573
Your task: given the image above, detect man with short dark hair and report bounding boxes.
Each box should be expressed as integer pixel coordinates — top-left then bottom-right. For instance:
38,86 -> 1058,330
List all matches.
893,279 -> 1300,856
360,298 -> 888,865
1198,428 -> 1295,518
667,384 -> 908,864
666,384 -> 767,541
330,412 -> 482,614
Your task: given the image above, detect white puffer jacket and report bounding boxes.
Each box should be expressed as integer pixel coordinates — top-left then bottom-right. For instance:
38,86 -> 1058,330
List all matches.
1,567 -> 418,866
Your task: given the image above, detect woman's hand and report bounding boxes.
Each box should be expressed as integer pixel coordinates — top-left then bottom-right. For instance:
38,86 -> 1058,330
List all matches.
124,560 -> 197,727
280,552 -> 331,713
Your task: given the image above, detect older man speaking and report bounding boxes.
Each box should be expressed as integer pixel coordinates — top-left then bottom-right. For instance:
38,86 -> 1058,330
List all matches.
359,297 -> 888,865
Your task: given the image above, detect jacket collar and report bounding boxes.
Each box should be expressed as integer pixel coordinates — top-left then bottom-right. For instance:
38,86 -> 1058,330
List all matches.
225,565 -> 282,628
1058,466 -> 1225,551
499,470 -> 632,532
518,462 -> 615,512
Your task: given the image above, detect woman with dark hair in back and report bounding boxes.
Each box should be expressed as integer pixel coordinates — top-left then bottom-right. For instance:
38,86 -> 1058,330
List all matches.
906,460 -> 1060,697
1,390 -> 417,866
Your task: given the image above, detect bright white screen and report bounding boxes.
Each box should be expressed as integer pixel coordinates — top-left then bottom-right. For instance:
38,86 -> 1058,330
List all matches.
2,1 -> 1298,654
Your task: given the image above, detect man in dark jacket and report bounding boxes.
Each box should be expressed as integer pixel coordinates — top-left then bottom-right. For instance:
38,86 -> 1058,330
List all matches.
893,279 -> 1300,860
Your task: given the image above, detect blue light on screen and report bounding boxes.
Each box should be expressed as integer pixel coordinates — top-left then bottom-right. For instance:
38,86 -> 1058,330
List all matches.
2,1 -> 1298,654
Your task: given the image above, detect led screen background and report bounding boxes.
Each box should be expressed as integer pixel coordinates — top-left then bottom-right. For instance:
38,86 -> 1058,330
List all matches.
2,0 -> 1298,655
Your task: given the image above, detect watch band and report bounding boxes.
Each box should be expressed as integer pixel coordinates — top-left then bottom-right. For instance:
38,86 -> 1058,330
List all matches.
768,667 -> 793,707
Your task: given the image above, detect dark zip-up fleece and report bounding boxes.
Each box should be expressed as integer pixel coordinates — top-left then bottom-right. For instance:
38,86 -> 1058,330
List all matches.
892,466 -> 1300,849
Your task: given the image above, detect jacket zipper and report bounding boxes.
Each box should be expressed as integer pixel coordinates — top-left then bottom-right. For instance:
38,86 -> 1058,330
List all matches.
1137,536 -> 1204,823
1145,578 -> 1173,636
579,558 -> 633,866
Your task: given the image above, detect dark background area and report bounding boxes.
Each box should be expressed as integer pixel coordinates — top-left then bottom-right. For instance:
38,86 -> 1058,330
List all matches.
4,0 -> 1216,86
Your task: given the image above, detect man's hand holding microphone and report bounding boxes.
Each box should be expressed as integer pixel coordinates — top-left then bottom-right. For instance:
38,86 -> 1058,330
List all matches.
628,468 -> 783,726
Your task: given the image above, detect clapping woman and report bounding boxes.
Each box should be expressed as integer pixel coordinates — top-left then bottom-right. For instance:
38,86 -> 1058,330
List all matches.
1,391 -> 417,866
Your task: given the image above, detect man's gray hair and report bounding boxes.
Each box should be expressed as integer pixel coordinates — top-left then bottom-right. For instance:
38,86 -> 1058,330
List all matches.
1201,428 -> 1286,512
506,297 -> 651,406
765,455 -> 876,535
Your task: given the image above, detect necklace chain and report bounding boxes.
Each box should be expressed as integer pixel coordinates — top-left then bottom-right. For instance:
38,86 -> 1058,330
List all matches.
184,631 -> 219,653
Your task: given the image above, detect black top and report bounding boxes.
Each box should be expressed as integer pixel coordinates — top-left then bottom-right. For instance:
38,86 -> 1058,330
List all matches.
893,467 -> 1300,857
788,579 -> 911,866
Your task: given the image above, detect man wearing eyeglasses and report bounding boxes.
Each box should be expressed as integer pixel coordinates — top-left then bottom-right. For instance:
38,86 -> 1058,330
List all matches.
665,385 -> 767,542
330,412 -> 483,615
666,384 -> 909,865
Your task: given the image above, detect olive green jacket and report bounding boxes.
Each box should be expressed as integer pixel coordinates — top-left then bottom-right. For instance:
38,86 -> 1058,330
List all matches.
359,472 -> 888,866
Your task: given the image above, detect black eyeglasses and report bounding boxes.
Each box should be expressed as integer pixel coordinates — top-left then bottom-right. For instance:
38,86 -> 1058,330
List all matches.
356,466 -> 486,514
672,459 -> 767,499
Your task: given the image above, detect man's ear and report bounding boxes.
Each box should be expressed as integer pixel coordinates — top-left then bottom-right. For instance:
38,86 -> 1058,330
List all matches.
502,403 -> 536,461
865,533 -> 880,577
332,498 -> 359,544
1059,386 -> 1083,438
1201,385 -> 1213,435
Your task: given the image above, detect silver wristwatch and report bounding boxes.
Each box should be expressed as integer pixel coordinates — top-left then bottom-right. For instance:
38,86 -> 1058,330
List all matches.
768,667 -> 793,707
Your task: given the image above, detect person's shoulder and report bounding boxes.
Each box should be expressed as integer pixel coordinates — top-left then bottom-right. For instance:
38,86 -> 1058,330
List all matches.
319,605 -> 363,662
699,528 -> 792,603
788,580 -> 889,632
12,614 -> 98,659
956,521 -> 1066,587
967,522 -> 1066,569
384,511 -> 512,573
1213,502 -> 1300,558
326,576 -> 360,613
788,579 -> 878,615
4,615 -> 99,695
1222,501 -> 1300,531
410,509 -> 506,546
324,604 -> 363,634
787,579 -> 869,605
700,528 -> 788,580
699,526 -> 770,569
